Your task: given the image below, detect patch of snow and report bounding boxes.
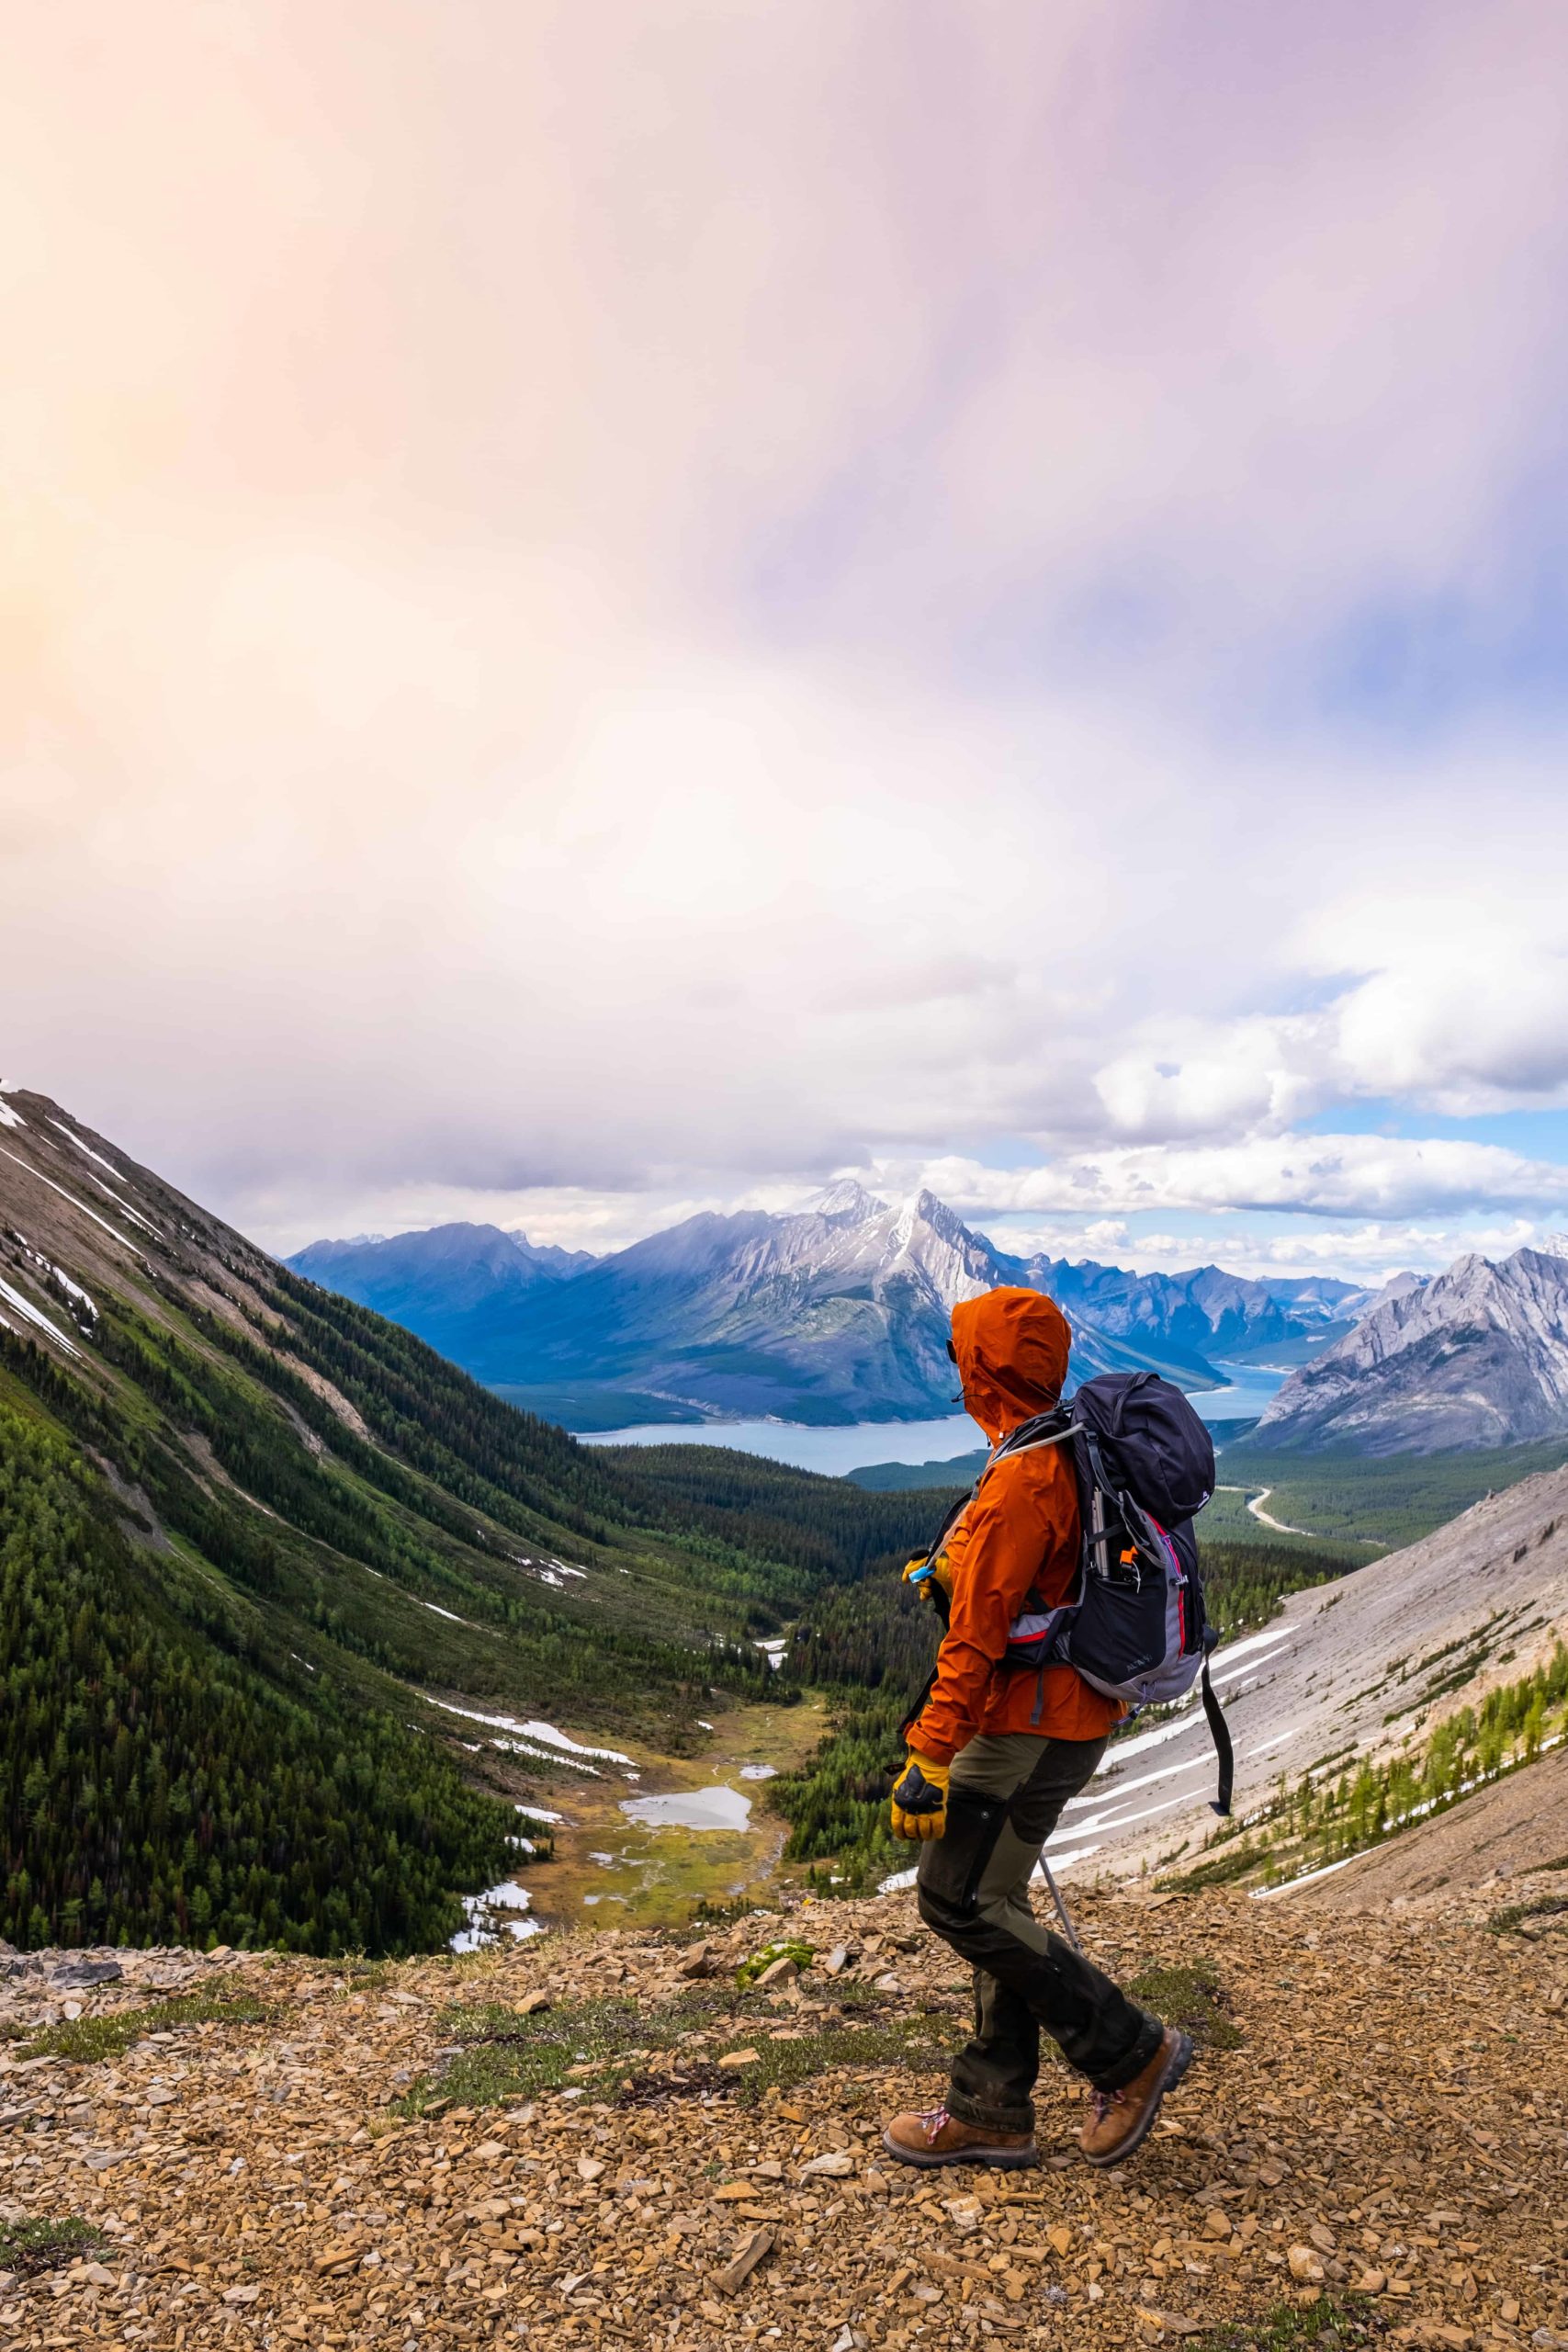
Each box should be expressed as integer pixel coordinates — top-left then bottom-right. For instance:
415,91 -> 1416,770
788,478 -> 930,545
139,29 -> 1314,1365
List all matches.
422,1602 -> 466,1624
1251,1856 -> 1358,1900
0,1100 -> 25,1129
878,1866 -> 918,1894
430,1698 -> 633,1764
45,1261 -> 96,1317
0,1145 -> 147,1260
450,1878 -> 545,1951
0,1273 -> 84,1359
739,1763 -> 777,1781
481,1879 -> 533,1909
1032,1843 -> 1100,1872
514,1803 -> 564,1825
537,1570 -> 563,1588
1066,1750 -> 1207,1809
753,1636 -> 788,1673
47,1118 -> 124,1178
1056,1787 -> 1197,1838
697,1721 -> 716,1732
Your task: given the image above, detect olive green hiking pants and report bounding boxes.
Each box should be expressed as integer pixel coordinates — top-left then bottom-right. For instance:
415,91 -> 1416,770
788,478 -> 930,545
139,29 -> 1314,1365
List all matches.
915,1732 -> 1163,2133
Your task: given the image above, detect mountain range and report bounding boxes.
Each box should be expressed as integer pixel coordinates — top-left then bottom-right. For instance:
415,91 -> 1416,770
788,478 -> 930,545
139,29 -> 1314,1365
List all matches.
291,1184 -> 1366,1426
1252,1238 -> 1568,1453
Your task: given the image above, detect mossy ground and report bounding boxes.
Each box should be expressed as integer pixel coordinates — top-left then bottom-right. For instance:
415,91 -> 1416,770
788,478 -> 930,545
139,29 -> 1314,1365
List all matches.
394,1984 -> 954,2115
1487,1890 -> 1568,1936
19,1993 -> 273,2064
1126,1961 -> 1243,2050
1195,2297 -> 1387,2352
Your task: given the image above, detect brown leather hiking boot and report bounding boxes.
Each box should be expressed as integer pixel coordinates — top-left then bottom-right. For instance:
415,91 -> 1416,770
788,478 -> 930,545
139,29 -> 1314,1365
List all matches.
883,2104 -> 1038,2169
1078,2028 -> 1194,2166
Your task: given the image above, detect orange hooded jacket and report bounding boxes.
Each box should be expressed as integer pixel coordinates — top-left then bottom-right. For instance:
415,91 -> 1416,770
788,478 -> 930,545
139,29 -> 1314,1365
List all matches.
908,1286 -> 1122,1764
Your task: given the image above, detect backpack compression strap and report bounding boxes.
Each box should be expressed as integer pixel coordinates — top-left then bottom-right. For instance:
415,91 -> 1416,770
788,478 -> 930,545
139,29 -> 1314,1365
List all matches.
1201,1637 -> 1235,1816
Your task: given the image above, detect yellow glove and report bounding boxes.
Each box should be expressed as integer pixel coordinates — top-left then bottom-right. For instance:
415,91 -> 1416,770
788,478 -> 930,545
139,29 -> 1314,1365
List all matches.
890,1751 -> 952,1842
902,1551 -> 953,1607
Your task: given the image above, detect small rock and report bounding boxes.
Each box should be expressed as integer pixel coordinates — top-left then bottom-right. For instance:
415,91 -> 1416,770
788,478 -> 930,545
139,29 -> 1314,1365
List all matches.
81,2263 -> 118,2288
207,1946 -> 234,1964
48,1959 -> 122,1990
513,1992 -> 552,2016
1355,2270 -> 1388,2294
1287,2245 -> 1325,2283
821,1946 -> 852,1976
222,2284 -> 260,2304
711,2225 -> 773,2295
716,2048 -> 761,2070
1202,2206 -> 1233,2240
313,2243 -> 367,2275
754,1957 -> 798,1989
800,2151 -> 855,2178
678,1941 -> 714,1980
576,2156 -> 606,2182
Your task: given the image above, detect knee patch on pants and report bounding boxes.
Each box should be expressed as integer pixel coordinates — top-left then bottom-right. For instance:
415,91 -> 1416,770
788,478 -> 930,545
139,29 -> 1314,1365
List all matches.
916,1788 -> 1010,1923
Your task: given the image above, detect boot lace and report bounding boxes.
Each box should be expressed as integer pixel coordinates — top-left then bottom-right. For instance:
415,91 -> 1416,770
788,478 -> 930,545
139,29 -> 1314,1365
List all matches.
1089,2086 -> 1125,2124
919,2106 -> 951,2143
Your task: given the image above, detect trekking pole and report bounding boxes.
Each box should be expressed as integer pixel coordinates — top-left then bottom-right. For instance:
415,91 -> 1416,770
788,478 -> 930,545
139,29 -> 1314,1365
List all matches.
1039,1855 -> 1083,1954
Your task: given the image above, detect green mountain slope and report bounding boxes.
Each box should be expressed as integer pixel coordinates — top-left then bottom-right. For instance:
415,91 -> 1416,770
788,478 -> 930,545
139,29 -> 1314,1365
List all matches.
0,1090 -> 936,1954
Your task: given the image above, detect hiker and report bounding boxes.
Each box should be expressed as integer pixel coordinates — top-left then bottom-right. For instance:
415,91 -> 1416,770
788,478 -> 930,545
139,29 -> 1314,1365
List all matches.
882,1286 -> 1192,2171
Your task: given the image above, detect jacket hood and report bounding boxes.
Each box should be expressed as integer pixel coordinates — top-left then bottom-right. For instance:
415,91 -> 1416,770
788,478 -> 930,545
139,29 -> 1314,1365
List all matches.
952,1286 -> 1072,1442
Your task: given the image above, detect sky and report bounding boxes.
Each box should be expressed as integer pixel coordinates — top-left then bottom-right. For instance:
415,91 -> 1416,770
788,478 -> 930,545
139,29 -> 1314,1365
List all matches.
5,1 -> 1568,1279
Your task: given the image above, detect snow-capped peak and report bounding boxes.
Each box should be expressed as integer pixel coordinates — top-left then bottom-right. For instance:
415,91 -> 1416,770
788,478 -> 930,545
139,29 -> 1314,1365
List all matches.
811,1178 -> 887,1222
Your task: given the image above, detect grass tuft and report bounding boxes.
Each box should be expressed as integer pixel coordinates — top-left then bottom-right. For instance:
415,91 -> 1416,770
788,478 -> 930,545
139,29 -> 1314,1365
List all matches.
735,1938 -> 816,1988
1127,1962 -> 1243,2051
394,1986 -> 954,2117
18,1993 -> 273,2065
1190,2295 -> 1387,2352
0,2216 -> 108,2278
1487,1891 -> 1568,1937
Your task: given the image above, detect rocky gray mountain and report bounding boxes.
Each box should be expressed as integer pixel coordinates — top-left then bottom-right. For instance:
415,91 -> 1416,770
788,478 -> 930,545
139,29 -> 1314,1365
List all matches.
1068,1457 -> 1568,1883
292,1185 -> 1228,1424
1027,1254 -> 1362,1367
1250,1238 -> 1568,1453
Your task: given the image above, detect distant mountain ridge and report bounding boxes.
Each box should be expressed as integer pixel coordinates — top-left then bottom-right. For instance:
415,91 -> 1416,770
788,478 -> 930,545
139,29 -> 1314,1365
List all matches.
1251,1238 -> 1568,1453
290,1223 -> 592,1366
289,1189 -> 1367,1427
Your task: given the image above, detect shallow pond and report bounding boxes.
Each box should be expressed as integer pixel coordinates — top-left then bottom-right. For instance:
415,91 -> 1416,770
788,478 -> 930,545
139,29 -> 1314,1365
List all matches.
507,1697 -> 826,1932
621,1784 -> 753,1831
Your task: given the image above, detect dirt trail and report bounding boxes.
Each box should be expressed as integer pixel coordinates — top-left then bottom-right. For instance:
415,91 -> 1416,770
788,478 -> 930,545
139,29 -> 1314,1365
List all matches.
2,1876 -> 1564,2351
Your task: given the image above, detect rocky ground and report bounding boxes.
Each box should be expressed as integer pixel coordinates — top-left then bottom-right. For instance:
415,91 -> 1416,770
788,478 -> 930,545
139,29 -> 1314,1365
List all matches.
1,1874 -> 1564,2352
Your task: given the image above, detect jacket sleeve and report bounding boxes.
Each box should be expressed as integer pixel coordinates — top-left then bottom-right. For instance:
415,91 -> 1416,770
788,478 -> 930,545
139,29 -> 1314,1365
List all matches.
908,1456 -> 1076,1765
